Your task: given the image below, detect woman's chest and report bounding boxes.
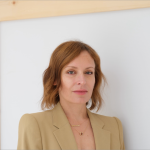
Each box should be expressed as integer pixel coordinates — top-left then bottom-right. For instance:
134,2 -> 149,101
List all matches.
71,123 -> 96,150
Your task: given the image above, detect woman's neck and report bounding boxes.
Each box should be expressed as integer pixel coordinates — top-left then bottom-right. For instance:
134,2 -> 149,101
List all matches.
59,100 -> 89,122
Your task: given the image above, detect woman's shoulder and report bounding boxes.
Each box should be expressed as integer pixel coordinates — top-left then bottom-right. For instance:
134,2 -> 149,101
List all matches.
91,113 -> 125,149
92,112 -> 124,131
97,113 -> 122,123
18,109 -> 53,125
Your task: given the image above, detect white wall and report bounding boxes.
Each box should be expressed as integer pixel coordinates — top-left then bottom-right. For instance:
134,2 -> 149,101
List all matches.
0,7 -> 150,149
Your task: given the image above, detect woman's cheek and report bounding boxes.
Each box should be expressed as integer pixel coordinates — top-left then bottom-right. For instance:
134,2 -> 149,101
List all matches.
63,76 -> 74,86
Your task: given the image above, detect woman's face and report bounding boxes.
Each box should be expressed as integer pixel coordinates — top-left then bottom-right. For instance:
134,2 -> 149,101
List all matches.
58,50 -> 95,105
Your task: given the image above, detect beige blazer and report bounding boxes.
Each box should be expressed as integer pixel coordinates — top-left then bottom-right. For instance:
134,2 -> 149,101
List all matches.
17,102 -> 125,150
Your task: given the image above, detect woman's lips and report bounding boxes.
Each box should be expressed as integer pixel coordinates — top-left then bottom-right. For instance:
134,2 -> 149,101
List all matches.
73,91 -> 87,95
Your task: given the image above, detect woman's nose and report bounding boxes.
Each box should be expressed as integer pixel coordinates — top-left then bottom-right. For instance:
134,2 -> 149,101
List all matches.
77,74 -> 86,85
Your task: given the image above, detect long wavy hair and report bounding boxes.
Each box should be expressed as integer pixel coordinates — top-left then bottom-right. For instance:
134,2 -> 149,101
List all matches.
40,40 -> 108,112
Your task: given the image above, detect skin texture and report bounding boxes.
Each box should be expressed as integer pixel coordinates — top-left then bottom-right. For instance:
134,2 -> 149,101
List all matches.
56,50 -> 96,122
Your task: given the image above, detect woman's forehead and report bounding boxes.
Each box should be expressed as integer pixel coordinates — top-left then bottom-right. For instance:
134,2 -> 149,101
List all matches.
66,53 -> 95,66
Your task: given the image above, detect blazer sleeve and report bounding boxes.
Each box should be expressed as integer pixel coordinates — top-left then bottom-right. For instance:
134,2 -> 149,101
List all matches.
17,114 -> 43,150
114,117 -> 125,150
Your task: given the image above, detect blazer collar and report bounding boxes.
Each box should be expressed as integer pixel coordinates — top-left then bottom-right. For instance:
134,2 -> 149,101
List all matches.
52,101 -> 110,150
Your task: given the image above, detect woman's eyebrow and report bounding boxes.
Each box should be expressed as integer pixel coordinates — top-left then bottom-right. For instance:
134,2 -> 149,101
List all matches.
66,66 -> 95,69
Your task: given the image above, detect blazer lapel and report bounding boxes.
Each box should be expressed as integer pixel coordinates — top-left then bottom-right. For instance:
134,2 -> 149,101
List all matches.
87,108 -> 111,150
52,102 -> 78,150
52,102 -> 110,150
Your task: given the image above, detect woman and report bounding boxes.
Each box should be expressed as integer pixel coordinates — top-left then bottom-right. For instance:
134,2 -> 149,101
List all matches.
17,40 -> 125,150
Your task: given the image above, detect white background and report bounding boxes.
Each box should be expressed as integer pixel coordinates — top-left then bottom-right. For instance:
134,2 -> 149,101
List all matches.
0,7 -> 150,149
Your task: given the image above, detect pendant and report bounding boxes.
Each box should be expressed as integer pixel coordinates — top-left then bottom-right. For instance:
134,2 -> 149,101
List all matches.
80,132 -> 83,136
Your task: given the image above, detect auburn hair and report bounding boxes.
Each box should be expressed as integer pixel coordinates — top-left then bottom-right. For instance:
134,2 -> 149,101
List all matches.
40,40 -> 107,112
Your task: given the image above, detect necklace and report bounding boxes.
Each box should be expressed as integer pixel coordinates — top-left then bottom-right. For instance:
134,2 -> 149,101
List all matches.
67,116 -> 89,136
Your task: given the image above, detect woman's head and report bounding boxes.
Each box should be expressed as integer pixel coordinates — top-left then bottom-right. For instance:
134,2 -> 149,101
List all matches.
40,40 -> 107,112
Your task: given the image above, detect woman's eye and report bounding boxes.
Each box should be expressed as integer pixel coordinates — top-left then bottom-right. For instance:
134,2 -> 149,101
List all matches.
67,71 -> 93,75
68,71 -> 75,74
87,71 -> 93,75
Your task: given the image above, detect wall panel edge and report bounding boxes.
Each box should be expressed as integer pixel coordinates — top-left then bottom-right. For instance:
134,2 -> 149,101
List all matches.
0,1 -> 150,21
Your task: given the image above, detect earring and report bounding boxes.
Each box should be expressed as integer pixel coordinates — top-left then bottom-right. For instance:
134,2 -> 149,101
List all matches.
56,92 -> 59,97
